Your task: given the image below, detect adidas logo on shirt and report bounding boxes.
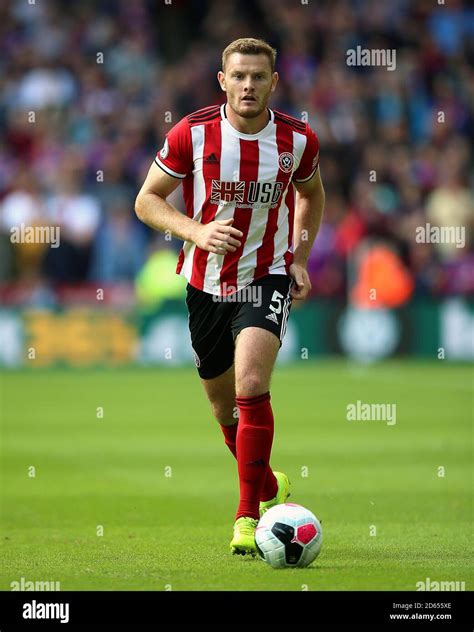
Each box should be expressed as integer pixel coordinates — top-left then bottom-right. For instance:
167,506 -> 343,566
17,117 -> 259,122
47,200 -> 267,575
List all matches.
204,153 -> 218,163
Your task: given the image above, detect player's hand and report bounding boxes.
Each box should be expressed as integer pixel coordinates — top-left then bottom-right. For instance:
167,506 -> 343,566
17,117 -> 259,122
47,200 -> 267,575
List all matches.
193,218 -> 243,255
289,263 -> 311,301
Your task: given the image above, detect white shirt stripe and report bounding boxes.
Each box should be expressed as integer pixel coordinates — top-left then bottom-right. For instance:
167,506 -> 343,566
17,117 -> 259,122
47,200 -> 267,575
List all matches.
202,121 -> 240,293
292,131 -> 307,173
237,126 -> 280,290
180,125 -> 206,281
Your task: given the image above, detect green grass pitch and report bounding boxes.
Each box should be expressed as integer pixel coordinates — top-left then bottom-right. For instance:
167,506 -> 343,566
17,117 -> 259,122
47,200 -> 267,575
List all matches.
1,361 -> 472,591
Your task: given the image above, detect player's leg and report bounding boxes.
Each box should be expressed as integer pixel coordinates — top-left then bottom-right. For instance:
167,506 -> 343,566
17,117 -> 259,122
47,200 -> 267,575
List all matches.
200,364 -> 281,503
229,276 -> 293,554
185,281 -> 240,470
234,326 -> 280,516
200,364 -> 238,449
229,327 -> 282,554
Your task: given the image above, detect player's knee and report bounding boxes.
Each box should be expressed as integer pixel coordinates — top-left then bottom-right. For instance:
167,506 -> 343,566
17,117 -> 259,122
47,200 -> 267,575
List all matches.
235,373 -> 268,398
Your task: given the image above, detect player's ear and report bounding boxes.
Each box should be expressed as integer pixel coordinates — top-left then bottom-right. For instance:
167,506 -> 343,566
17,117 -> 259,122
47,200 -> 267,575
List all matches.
271,72 -> 279,93
217,71 -> 226,91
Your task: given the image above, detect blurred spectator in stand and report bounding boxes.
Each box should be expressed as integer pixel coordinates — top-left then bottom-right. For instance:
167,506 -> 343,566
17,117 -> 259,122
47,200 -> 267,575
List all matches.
90,195 -> 146,283
425,144 -> 473,263
0,0 -> 471,303
0,169 -> 47,280
135,233 -> 185,312
42,157 -> 101,283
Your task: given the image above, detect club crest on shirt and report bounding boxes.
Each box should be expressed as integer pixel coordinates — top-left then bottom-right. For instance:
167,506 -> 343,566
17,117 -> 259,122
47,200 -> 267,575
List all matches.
160,138 -> 169,159
278,152 -> 294,173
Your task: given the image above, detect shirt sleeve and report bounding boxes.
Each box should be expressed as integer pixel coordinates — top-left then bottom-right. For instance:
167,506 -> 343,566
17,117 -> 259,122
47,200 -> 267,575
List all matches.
154,117 -> 193,179
292,125 -> 320,183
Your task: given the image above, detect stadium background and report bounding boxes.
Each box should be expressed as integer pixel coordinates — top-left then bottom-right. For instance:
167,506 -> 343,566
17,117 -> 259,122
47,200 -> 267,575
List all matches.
1,0 -> 473,595
0,0 -> 472,366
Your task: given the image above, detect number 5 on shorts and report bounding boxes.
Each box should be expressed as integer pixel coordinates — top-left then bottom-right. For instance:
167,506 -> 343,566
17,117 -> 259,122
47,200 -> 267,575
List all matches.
269,290 -> 284,314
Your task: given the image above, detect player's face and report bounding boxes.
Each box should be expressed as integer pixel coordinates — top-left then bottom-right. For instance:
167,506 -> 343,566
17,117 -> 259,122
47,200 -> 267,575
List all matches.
218,53 -> 278,119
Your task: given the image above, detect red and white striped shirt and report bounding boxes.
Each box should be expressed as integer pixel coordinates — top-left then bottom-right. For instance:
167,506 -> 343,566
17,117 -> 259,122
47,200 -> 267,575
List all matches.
155,103 -> 320,296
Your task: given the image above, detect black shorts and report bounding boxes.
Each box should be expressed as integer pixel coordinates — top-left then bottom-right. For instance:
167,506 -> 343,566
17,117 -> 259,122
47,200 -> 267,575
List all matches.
186,274 -> 293,380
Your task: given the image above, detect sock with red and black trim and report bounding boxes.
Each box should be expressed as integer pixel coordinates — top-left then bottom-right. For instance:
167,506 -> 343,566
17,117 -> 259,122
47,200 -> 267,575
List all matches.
233,391 -> 277,520
220,421 -> 278,504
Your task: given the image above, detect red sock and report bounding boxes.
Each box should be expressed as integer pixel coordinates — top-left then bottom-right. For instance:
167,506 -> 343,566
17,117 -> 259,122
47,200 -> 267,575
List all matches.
220,422 -> 278,502
220,422 -> 238,459
234,392 -> 277,520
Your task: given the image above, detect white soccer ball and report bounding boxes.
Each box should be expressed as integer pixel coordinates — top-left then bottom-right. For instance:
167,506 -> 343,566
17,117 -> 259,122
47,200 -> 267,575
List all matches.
255,503 -> 323,568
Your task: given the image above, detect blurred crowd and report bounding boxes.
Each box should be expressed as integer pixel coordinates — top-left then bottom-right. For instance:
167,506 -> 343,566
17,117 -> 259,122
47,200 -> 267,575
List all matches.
1,0 -> 473,305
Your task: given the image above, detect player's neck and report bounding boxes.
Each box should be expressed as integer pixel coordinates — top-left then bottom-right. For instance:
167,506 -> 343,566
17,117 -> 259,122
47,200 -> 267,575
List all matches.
225,103 -> 270,135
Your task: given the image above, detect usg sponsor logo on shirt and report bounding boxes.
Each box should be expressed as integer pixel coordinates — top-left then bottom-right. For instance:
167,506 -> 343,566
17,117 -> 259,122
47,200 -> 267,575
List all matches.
210,180 -> 284,208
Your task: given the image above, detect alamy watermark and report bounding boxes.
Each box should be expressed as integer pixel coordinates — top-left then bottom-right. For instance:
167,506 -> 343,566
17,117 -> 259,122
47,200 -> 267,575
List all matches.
22,600 -> 69,624
415,223 -> 465,249
10,223 -> 60,248
213,283 -> 262,307
416,577 -> 465,591
346,400 -> 397,426
346,46 -> 396,71
11,577 -> 61,591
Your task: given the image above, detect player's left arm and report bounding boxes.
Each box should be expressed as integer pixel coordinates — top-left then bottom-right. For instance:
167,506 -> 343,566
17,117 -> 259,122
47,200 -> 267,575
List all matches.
290,167 -> 325,300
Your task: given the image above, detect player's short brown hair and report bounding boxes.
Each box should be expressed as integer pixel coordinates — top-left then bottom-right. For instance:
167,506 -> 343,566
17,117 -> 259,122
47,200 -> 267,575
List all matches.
222,38 -> 277,73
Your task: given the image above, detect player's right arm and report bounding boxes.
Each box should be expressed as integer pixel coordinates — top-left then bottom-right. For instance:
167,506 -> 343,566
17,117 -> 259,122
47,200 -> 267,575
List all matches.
135,162 -> 243,255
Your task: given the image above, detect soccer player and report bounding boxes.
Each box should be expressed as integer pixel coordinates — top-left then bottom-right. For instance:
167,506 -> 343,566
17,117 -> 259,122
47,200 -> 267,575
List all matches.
135,38 -> 325,555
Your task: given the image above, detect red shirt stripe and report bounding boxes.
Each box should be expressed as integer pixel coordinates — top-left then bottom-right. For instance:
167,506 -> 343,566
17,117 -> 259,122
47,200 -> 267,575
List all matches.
219,139 -> 259,295
189,122 -> 222,290
254,123 -> 293,278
